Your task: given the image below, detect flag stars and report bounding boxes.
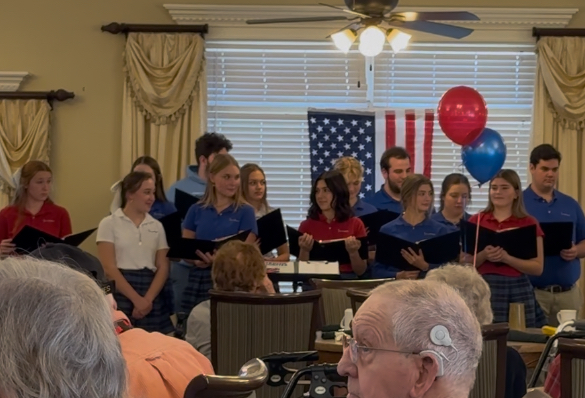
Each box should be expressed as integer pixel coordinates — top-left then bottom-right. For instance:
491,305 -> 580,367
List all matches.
330,143 -> 337,149
365,152 -> 372,159
324,150 -> 330,157
337,135 -> 344,142
337,151 -> 344,158
365,168 -> 372,175
323,134 -> 330,141
360,160 -> 365,166
318,158 -> 324,164
325,166 -> 330,171
365,184 -> 372,191
351,136 -> 358,142
312,166 -> 318,172
358,127 -> 365,135
330,126 -> 337,133
317,142 -> 323,148
310,117 -> 317,124
359,192 -> 365,199
344,143 -> 351,150
312,149 -> 318,156
358,144 -> 365,150
323,118 -> 330,125
316,126 -> 323,132
330,159 -> 337,165
351,120 -> 358,126
351,151 -> 358,157
365,136 -> 372,143
365,120 -> 372,127
337,118 -> 344,125
344,127 -> 351,134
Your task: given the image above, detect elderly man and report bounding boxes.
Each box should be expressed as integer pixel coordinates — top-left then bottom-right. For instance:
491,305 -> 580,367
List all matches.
0,256 -> 127,398
338,280 -> 482,398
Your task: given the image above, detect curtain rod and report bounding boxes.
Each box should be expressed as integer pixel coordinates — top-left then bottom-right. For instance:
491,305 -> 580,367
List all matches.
533,27 -> 585,40
0,90 -> 75,107
101,23 -> 209,37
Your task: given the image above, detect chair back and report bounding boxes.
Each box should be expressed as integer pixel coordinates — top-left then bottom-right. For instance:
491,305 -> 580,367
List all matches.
469,323 -> 508,398
184,358 -> 268,398
346,288 -> 372,314
559,338 -> 585,398
211,290 -> 321,398
310,279 -> 390,325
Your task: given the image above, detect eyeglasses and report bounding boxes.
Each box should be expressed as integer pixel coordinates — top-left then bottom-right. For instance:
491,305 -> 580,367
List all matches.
342,334 -> 420,364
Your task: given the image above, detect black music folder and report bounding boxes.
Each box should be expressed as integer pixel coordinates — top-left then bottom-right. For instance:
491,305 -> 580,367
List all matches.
286,226 -> 368,263
540,222 -> 573,256
166,230 -> 251,260
460,221 -> 537,260
374,230 -> 460,271
175,189 -> 201,219
359,210 -> 401,245
257,209 -> 287,255
12,226 -> 97,254
159,211 -> 183,242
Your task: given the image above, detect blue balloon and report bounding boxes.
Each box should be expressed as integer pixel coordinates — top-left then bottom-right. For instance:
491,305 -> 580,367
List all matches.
461,128 -> 507,185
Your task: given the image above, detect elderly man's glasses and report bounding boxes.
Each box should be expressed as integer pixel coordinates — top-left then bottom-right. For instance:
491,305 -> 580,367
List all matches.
342,335 -> 420,364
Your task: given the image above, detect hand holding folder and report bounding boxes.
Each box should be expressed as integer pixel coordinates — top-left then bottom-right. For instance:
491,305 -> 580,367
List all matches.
359,210 -> 400,245
539,222 -> 573,256
286,226 -> 368,263
11,225 -> 97,254
375,231 -> 460,271
175,189 -> 201,219
166,230 -> 251,260
460,221 -> 537,260
257,209 -> 287,255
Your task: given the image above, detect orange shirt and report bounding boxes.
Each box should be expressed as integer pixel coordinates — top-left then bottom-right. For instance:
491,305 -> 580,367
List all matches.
0,202 -> 72,240
113,311 -> 214,398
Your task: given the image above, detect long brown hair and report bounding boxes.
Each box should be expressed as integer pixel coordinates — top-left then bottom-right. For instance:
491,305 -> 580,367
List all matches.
12,161 -> 53,234
131,156 -> 168,203
199,154 -> 246,209
439,173 -> 471,211
120,171 -> 154,209
401,174 -> 434,213
484,169 -> 529,218
240,163 -> 269,210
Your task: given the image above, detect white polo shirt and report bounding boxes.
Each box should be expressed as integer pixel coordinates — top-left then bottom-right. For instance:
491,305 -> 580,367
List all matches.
97,208 -> 169,272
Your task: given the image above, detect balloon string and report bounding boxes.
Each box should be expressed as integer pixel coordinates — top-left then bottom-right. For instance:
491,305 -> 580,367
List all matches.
472,185 -> 483,269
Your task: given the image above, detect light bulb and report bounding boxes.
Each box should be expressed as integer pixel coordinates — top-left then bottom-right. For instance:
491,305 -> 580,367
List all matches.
331,29 -> 357,54
358,26 -> 386,57
386,29 -> 411,53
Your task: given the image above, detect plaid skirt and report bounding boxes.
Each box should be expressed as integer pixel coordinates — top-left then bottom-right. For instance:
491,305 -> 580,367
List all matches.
482,274 -> 546,328
116,269 -> 175,334
181,267 -> 213,313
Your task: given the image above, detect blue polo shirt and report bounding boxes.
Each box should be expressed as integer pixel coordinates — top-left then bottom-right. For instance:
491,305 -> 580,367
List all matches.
353,199 -> 378,217
167,165 -> 207,203
371,216 -> 452,279
149,200 -> 177,220
523,186 -> 585,288
431,211 -> 470,232
182,202 -> 258,241
365,185 -> 403,213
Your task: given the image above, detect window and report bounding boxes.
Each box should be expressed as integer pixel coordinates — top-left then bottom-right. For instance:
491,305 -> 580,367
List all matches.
207,41 -> 536,224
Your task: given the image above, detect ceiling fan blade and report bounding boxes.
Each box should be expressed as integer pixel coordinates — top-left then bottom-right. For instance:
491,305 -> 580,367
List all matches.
246,16 -> 351,25
388,20 -> 474,39
318,2 -> 370,19
393,11 -> 480,22
325,22 -> 362,38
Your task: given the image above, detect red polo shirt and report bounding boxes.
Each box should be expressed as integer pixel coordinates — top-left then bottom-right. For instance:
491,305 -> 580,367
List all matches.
298,214 -> 367,273
0,202 -> 72,241
468,212 -> 543,277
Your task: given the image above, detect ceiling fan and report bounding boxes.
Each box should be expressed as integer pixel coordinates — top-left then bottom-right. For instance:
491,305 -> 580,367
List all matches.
246,0 -> 479,56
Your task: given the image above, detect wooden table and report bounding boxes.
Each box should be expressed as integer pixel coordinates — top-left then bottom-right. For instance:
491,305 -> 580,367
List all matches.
316,329 -> 547,369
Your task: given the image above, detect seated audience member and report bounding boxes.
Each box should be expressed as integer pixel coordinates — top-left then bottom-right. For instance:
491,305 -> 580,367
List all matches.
334,156 -> 377,217
0,160 -> 72,255
465,169 -> 546,327
431,173 -> 471,231
372,174 -> 453,280
186,240 -> 275,360
427,264 -> 528,398
0,256 -> 126,398
338,279 -> 483,398
97,171 -> 174,334
111,156 -> 177,220
298,169 -> 367,278
240,163 -> 290,261
30,243 -> 215,398
182,154 -> 258,312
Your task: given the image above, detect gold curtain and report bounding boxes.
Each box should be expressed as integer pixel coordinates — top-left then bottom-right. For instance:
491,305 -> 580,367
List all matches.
531,36 -> 585,313
121,32 -> 207,186
0,99 -> 51,208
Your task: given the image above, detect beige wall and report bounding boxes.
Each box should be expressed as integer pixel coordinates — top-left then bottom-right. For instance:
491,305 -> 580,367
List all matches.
0,0 -> 583,253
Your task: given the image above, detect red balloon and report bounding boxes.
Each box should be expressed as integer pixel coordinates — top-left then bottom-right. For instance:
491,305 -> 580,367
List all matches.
438,86 -> 488,146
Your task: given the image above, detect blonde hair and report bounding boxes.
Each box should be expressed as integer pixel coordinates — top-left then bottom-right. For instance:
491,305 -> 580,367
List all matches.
12,160 -> 53,234
200,154 -> 246,209
334,156 -> 363,181
484,169 -> 529,218
400,174 -> 434,211
212,241 -> 267,292
426,263 -> 493,325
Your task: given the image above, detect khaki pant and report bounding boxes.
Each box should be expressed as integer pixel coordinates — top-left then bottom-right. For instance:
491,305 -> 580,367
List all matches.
534,285 -> 582,327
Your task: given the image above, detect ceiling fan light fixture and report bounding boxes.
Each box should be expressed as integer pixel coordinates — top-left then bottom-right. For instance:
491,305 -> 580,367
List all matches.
358,26 -> 386,57
386,29 -> 411,53
331,29 -> 357,54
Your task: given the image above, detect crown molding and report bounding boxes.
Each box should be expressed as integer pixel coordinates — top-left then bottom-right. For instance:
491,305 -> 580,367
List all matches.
0,72 -> 29,91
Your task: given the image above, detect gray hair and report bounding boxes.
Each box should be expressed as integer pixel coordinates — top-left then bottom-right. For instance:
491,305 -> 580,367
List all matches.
426,263 -> 493,325
0,257 -> 127,398
371,280 -> 482,393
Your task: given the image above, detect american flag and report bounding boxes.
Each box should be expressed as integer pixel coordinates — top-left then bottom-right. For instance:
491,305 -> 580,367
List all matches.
308,110 -> 376,199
